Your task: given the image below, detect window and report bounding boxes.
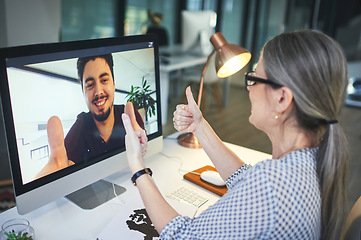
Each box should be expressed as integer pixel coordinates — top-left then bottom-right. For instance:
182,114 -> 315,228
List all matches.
61,0 -> 116,41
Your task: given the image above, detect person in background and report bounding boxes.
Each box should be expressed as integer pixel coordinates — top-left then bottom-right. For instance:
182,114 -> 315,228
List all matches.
122,29 -> 349,240
146,10 -> 169,47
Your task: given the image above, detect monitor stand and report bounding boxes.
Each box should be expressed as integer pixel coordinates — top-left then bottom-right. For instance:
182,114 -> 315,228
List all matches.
65,179 -> 126,210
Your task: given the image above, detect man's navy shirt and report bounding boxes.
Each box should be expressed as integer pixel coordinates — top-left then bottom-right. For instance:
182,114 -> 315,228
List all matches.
64,105 -> 144,164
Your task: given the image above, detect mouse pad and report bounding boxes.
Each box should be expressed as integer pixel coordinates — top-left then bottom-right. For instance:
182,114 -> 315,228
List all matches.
183,165 -> 228,196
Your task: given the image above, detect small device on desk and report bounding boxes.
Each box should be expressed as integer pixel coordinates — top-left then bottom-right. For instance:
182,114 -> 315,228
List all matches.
166,186 -> 209,208
200,170 -> 225,186
183,165 -> 228,196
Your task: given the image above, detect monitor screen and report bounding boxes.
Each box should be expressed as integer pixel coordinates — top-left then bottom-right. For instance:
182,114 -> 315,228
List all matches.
181,10 -> 217,56
0,34 -> 163,214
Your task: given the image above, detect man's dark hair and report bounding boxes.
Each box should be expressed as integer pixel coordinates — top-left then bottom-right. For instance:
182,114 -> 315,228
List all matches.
77,53 -> 114,87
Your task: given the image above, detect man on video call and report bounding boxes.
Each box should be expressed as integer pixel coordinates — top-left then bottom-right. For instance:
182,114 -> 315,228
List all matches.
35,54 -> 145,179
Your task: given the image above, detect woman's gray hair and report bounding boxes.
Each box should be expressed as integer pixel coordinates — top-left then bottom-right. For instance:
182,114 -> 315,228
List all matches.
262,30 -> 349,240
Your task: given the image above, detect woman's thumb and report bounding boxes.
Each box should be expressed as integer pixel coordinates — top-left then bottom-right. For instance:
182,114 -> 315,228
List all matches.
186,86 -> 198,109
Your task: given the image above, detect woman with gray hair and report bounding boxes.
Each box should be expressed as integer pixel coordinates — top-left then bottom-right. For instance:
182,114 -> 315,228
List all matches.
122,30 -> 348,240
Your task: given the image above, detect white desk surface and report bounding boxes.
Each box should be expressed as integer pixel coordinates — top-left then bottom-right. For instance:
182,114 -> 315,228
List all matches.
159,44 -> 207,73
159,54 -> 207,73
0,132 -> 271,239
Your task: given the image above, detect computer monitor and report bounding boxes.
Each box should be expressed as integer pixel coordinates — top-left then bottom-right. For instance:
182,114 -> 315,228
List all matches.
181,10 -> 217,56
0,34 -> 163,214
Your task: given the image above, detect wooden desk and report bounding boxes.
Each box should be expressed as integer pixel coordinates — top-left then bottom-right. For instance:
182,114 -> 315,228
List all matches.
0,132 -> 270,239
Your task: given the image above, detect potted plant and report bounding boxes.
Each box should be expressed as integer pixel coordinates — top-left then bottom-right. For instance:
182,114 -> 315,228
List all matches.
4,230 -> 33,240
126,76 -> 156,123
1,219 -> 34,240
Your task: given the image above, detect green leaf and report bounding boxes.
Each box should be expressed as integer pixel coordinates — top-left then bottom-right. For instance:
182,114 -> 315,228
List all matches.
126,75 -> 156,119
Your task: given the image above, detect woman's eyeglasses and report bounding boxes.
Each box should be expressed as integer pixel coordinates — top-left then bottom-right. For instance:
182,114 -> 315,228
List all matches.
245,71 -> 283,88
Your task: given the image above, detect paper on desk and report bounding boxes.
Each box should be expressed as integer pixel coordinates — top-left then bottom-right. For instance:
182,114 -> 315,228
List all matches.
96,195 -> 198,240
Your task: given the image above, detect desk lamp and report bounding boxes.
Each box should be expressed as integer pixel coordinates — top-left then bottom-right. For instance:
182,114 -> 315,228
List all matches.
177,32 -> 251,148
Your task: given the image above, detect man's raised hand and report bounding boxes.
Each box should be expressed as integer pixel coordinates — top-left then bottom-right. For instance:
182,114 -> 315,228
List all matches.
34,116 -> 74,180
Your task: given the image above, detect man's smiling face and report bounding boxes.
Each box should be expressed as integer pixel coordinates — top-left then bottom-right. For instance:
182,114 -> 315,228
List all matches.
82,58 -> 115,122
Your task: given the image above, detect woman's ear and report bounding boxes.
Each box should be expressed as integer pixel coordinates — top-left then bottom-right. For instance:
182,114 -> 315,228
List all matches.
274,86 -> 293,113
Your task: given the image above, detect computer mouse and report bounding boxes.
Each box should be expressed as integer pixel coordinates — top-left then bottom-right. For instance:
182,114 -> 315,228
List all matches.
200,170 -> 226,187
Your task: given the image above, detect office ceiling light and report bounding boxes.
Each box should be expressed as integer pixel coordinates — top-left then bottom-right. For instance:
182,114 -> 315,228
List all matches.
178,32 -> 251,148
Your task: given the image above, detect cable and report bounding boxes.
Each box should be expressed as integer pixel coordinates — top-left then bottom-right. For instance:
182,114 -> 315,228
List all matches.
111,182 -> 126,205
159,152 -> 197,177
112,182 -> 118,197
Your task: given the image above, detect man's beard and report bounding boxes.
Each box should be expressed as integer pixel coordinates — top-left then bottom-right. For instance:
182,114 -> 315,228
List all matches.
91,94 -> 112,122
92,107 -> 112,122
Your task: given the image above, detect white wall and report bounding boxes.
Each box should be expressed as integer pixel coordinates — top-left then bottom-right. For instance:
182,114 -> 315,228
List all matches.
0,0 -> 61,48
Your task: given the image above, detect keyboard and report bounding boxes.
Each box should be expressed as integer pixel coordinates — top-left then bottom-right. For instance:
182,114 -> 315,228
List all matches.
166,186 -> 209,208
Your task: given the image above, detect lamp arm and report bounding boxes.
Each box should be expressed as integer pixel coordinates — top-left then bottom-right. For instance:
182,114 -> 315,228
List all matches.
197,50 -> 216,108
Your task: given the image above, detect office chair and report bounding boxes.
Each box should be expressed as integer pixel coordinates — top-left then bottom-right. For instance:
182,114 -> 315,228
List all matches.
342,196 -> 361,240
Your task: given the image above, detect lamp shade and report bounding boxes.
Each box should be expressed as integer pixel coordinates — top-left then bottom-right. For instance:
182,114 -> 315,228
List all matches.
210,32 -> 251,78
177,32 -> 251,149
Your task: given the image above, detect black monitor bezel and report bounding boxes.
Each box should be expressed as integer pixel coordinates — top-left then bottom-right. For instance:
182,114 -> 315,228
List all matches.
0,34 -> 162,196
